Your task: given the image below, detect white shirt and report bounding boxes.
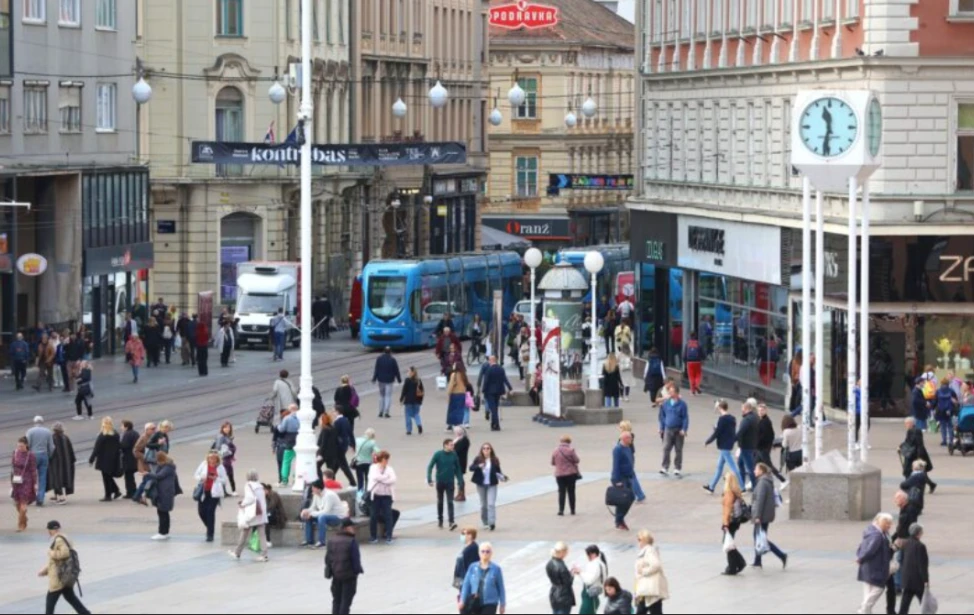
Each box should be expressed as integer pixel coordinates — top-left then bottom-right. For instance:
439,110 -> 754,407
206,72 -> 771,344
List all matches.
618,301 -> 634,319
308,489 -> 349,518
483,459 -> 492,480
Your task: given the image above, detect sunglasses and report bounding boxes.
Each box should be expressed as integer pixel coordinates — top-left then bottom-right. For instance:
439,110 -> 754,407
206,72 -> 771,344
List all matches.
480,549 -> 492,554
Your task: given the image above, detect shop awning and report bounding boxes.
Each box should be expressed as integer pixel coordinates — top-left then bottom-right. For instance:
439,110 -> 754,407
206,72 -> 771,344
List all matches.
481,224 -> 532,251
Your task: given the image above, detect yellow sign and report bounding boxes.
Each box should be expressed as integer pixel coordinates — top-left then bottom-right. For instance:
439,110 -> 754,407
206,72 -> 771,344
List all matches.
16,253 -> 48,276
436,205 -> 447,217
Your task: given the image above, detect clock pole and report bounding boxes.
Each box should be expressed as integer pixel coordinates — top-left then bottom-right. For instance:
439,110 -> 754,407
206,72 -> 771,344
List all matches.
846,177 -> 859,465
815,189 -> 825,460
801,177 -> 812,468
859,182 -> 871,463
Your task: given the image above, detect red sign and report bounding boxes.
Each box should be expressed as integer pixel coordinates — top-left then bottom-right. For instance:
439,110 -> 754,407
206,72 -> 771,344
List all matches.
489,1 -> 559,29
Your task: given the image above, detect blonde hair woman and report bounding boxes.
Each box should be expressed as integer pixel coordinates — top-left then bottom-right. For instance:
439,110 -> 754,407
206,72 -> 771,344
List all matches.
88,417 -> 122,501
194,450 -> 231,542
634,530 -> 669,614
546,541 -> 576,613
602,354 -> 623,408
721,472 -> 747,576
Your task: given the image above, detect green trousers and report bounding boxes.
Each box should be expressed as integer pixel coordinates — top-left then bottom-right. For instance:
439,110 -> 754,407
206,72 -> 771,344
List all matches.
579,590 -> 599,615
281,449 -> 296,483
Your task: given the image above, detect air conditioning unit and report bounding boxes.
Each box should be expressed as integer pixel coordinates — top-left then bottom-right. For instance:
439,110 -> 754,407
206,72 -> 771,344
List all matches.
288,62 -> 303,89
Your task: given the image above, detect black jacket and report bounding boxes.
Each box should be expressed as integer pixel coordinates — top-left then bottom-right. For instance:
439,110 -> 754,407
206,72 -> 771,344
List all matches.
326,532 -> 364,581
706,414 -> 737,451
470,457 -> 504,487
65,339 -> 86,362
895,503 -> 921,541
454,436 -> 470,475
400,377 -> 425,405
546,558 -> 576,610
900,538 -> 930,594
736,412 -> 759,450
334,385 -> 355,410
900,428 -> 933,477
317,426 -> 342,469
120,429 -> 140,472
602,367 -> 623,398
900,472 -> 928,514
757,415 -> 776,451
143,325 -> 163,349
481,365 -> 512,397
89,432 -> 121,474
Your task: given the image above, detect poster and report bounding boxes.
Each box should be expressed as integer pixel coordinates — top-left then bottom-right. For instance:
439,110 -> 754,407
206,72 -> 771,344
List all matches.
543,301 -> 584,390
542,317 -> 562,418
220,246 -> 250,303
198,291 -> 214,340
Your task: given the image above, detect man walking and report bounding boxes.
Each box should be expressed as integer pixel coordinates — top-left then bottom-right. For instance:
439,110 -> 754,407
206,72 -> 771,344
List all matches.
196,317 -> 210,377
427,439 -> 464,531
27,416 -> 55,507
756,403 -> 788,484
610,432 -> 636,531
855,513 -> 895,614
683,331 -> 704,395
736,399 -> 760,490
64,332 -> 85,393
658,385 -> 689,478
39,520 -> 90,615
312,295 -> 327,341
325,518 -> 365,615
178,313 -> 196,366
33,333 -> 56,392
372,347 -> 402,419
269,308 -> 291,361
10,332 -> 30,390
703,400 -> 744,493
481,356 -> 513,432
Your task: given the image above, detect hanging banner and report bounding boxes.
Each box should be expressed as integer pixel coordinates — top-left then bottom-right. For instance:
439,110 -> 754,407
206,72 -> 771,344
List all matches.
542,317 -> 562,418
489,1 -> 560,29
547,174 -> 634,195
191,141 -> 467,167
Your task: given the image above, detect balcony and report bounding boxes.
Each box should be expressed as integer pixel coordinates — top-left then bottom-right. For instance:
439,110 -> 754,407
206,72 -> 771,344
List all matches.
381,130 -> 426,143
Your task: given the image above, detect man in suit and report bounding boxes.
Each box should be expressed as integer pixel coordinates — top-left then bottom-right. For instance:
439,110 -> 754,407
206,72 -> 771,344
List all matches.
481,356 -> 512,432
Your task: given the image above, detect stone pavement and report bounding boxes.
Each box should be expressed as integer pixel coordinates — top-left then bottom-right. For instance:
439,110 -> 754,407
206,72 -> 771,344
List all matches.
1,363 -> 974,613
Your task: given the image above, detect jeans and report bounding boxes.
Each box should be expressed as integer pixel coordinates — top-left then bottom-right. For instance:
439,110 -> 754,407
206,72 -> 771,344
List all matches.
304,513 -> 343,545
604,396 -> 619,407
708,449 -> 745,491
556,475 -> 577,514
370,494 -> 394,540
197,493 -> 219,539
477,484 -> 498,526
330,577 -> 358,615
354,463 -> 370,492
273,331 -> 286,360
753,523 -> 786,566
436,482 -> 456,524
378,382 -> 394,416
157,510 -> 171,536
662,429 -> 684,471
614,478 -> 633,526
914,419 -> 927,431
632,474 -> 646,502
899,588 -> 925,615
858,583 -> 886,614
131,365 -> 140,382
45,587 -> 90,615
636,600 -> 663,615
35,452 -> 49,505
164,340 -> 172,364
133,473 -> 151,501
405,404 -> 423,434
486,395 -> 501,430
940,418 -> 954,445
738,449 -> 757,488
13,360 -> 27,389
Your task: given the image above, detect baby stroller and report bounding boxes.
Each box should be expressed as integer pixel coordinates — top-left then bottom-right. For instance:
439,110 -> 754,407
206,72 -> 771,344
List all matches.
948,406 -> 974,456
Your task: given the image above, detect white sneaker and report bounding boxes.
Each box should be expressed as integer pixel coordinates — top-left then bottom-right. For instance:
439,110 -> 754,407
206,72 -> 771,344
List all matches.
659,468 -> 669,476
780,480 -> 790,490
266,542 -> 273,548
151,534 -> 170,541
256,556 -> 269,563
72,416 -> 85,421
674,470 -> 683,479
228,550 -> 240,560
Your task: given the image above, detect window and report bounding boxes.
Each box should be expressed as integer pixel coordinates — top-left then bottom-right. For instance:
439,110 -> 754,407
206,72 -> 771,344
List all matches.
728,102 -> 736,184
802,0 -> 813,22
23,0 -> 44,21
695,0 -> 705,33
746,0 -> 758,28
729,0 -> 740,30
682,0 -> 691,35
96,83 -> 117,131
712,0 -> 723,33
338,0 -> 344,43
822,0 -> 834,20
24,84 -> 47,133
848,0 -> 860,17
764,0 -> 775,25
514,77 -> 538,119
957,103 -> 974,191
763,100 -> 772,185
96,0 -> 116,29
312,0 -> 320,40
746,102 -> 754,185
1,0 -> 10,76
58,84 -> 81,132
59,0 -> 79,25
782,0 -> 793,24
325,0 -> 332,43
515,156 -> 538,197
0,85 -> 9,134
782,98 -> 792,185
217,0 -> 243,36
953,0 -> 974,14
216,87 -> 244,176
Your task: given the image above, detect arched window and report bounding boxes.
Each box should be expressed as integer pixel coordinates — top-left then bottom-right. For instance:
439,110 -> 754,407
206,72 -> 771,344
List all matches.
220,212 -> 262,303
216,86 -> 244,176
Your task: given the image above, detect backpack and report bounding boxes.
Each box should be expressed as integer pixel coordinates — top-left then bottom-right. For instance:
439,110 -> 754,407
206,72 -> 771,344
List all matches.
646,355 -> 662,381
921,380 -> 937,401
54,536 -> 82,591
349,386 -> 360,408
685,340 -> 702,362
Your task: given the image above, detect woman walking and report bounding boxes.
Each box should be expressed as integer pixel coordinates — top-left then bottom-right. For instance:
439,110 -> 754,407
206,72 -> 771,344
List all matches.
459,542 -> 506,615
551,435 -> 580,516
11,437 -> 37,532
367,451 -> 397,544
73,361 -> 94,420
88,417 -> 122,501
453,426 -> 470,503
216,321 -> 235,367
124,333 -> 145,383
603,577 -> 633,615
899,523 -> 930,614
271,370 -> 296,414
215,422 -> 237,496
194,450 -> 231,542
643,347 -> 666,407
48,423 -> 77,504
146,452 -> 178,541
603,310 -> 617,354
546,542 -> 576,615
619,421 -> 646,503
446,368 -> 471,430
470,442 -> 507,531
634,530 -> 669,615
453,528 -> 480,594
751,463 -> 788,569
721,472 -> 748,576
602,354 -> 623,408
400,367 -> 425,435
119,420 -> 140,499
353,428 -> 380,490
576,545 -> 609,615
230,470 -> 269,561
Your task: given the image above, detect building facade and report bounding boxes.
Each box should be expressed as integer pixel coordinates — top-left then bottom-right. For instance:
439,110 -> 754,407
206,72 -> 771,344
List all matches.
631,0 -> 974,413
141,0 -> 355,315
1,0 -> 147,358
351,0 -> 491,262
486,0 -> 635,252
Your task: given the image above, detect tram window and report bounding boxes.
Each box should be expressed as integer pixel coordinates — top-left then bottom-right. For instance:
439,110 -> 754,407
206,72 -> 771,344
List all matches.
410,290 -> 422,322
472,280 -> 488,302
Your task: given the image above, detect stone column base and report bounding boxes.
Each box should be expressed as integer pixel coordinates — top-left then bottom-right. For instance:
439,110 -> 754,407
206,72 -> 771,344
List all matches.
787,450 -> 882,521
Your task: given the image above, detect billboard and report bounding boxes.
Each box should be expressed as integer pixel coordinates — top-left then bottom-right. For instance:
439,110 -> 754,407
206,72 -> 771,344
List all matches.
543,300 -> 584,390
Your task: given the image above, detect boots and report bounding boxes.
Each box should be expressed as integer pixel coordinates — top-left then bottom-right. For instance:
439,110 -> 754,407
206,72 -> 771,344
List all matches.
454,489 -> 466,503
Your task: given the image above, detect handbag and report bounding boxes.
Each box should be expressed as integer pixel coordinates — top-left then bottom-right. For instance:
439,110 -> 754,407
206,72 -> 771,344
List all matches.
349,387 -> 360,408
248,529 -> 262,553
436,375 -> 448,390
605,484 -> 635,509
465,391 -> 475,409
584,562 -> 606,598
461,567 -> 489,614
888,556 -> 900,578
125,352 -> 134,363
192,481 -> 205,502
722,531 -> 737,554
415,380 -> 425,402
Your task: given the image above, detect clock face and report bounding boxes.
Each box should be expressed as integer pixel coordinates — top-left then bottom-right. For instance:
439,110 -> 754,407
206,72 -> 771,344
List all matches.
799,97 -> 859,158
867,98 -> 882,157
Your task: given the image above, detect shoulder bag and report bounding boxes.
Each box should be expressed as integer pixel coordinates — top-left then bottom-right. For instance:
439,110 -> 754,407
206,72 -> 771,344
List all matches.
558,449 -> 582,481
415,379 -> 425,402
461,566 -> 489,614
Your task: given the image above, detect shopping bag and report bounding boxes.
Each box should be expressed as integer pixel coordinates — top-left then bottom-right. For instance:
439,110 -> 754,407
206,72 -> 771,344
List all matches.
722,531 -> 736,554
921,589 -> 939,614
436,375 -> 448,390
755,528 -> 770,555
248,529 -> 261,553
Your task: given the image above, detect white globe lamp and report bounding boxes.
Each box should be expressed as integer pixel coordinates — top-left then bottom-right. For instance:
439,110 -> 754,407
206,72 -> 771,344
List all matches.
428,81 -> 449,109
489,107 -> 503,126
392,97 -> 408,118
508,83 -> 526,107
268,81 -> 287,105
132,78 -> 153,105
581,97 -> 598,118
564,111 -> 578,128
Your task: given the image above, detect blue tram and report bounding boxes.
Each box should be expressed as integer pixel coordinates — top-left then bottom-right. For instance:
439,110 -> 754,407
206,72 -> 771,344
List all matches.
554,244 -> 632,302
359,252 -> 523,349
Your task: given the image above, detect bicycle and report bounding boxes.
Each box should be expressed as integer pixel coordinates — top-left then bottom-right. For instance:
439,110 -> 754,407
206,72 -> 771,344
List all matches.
467,336 -> 484,365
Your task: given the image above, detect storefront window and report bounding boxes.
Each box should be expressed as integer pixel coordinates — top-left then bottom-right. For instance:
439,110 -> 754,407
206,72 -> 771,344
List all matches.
668,269 -> 684,368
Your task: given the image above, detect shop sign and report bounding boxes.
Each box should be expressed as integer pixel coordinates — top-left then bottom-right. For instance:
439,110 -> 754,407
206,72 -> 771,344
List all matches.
939,256 -> 974,283
84,242 -> 155,277
548,173 -> 633,196
645,240 -> 665,262
191,140 -> 467,167
157,220 -> 177,234
630,211 -> 678,267
489,1 -> 559,29
16,253 -> 47,276
483,216 -> 571,239
678,216 -> 782,285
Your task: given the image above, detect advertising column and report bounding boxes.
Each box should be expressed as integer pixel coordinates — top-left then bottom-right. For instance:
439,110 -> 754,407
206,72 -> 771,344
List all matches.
542,317 -> 562,418
543,301 -> 584,390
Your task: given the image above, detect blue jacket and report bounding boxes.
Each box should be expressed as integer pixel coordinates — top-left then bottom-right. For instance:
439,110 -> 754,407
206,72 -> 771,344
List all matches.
658,398 -> 689,432
10,340 -> 29,363
372,354 -> 402,384
911,387 -> 931,422
461,562 -> 506,608
856,524 -> 893,587
706,414 -> 737,450
482,365 -> 512,397
611,443 -> 635,484
334,415 -> 354,452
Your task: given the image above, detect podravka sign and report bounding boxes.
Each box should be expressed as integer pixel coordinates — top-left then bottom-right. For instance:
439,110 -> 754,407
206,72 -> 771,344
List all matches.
489,1 -> 559,29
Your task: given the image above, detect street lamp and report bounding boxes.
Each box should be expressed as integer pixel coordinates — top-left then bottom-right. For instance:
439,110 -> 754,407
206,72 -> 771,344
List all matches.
584,250 -> 604,391
564,111 -> 578,128
392,97 -> 408,118
524,247 -> 543,385
508,82 -> 526,107
581,96 -> 598,119
268,81 -> 287,106
489,107 -> 503,126
429,80 -> 449,109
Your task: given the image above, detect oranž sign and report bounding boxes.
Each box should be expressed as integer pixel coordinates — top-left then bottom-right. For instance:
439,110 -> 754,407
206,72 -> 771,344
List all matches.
490,1 -> 559,29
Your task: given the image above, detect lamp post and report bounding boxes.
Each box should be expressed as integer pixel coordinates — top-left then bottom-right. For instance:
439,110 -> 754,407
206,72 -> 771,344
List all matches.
584,251 -> 604,391
524,248 -> 543,385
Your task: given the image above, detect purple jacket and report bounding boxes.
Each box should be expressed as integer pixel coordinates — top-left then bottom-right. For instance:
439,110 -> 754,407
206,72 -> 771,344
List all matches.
856,524 -> 893,587
551,444 -> 580,478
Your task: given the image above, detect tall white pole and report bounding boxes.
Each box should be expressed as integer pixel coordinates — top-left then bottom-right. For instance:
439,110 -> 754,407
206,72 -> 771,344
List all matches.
293,0 -> 317,493
859,180 -> 871,462
814,189 -> 825,459
589,273 -> 599,391
846,177 -> 859,466
831,0 -> 843,59
528,267 -> 537,386
801,176 -> 812,466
